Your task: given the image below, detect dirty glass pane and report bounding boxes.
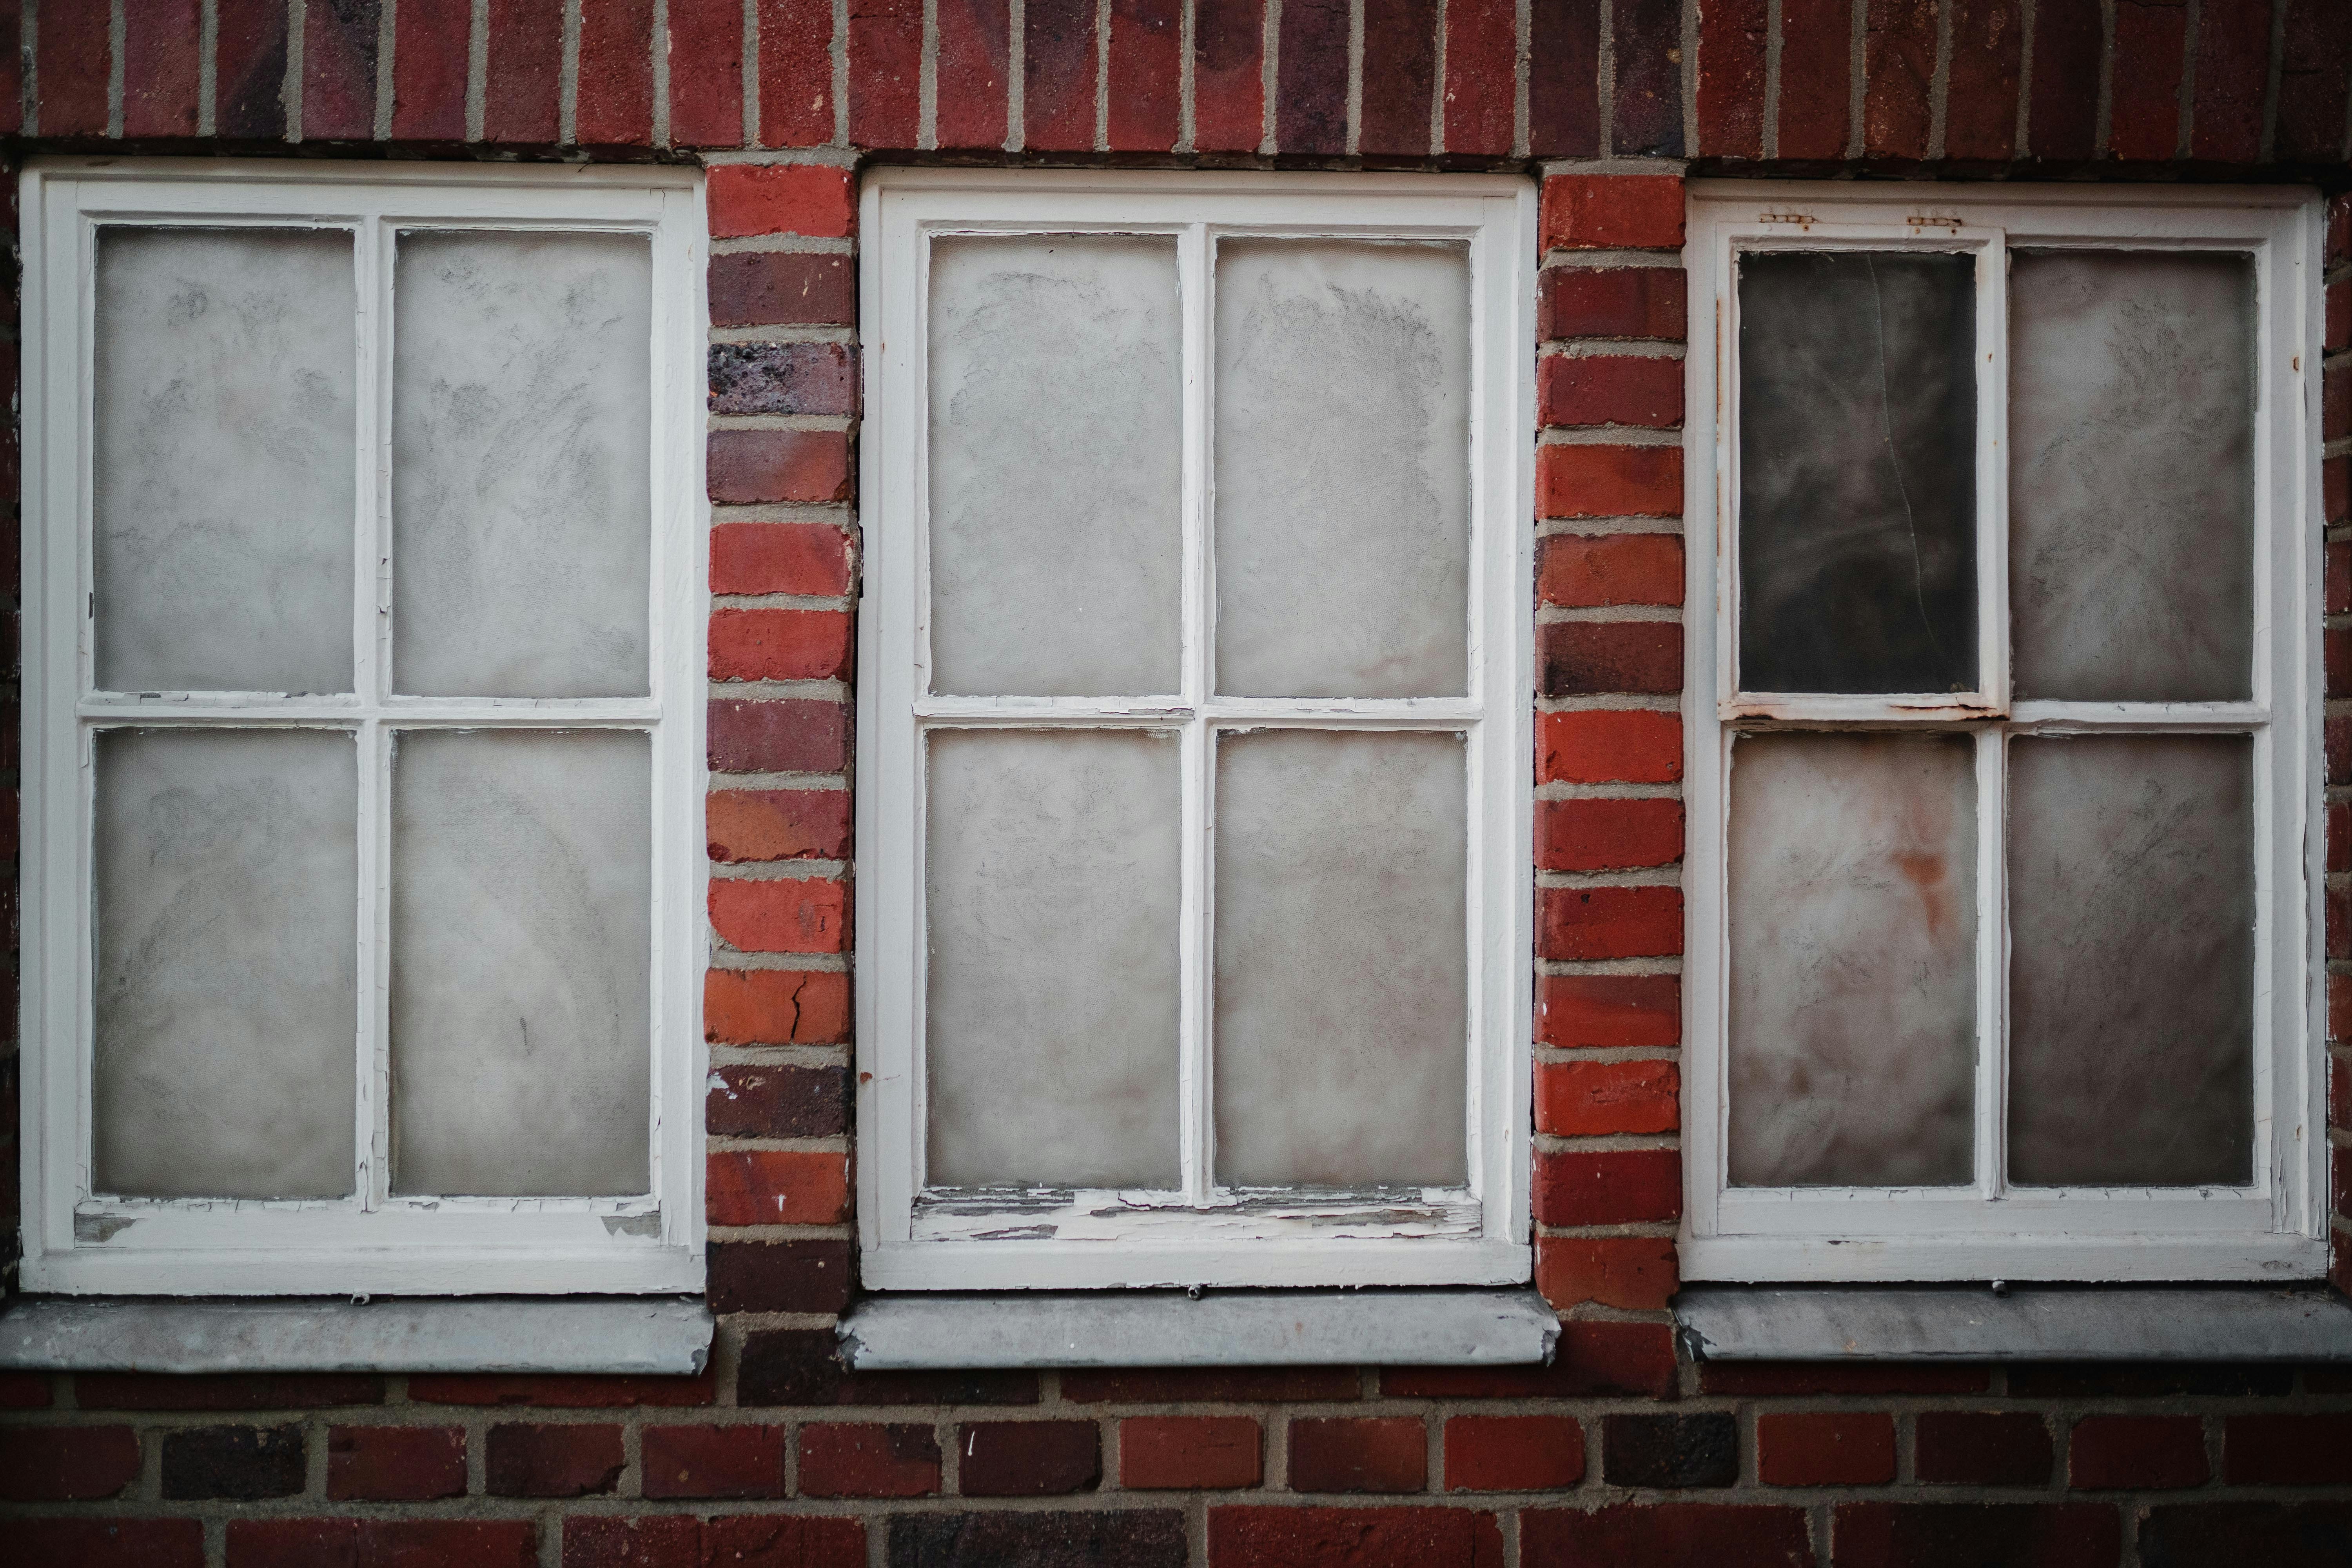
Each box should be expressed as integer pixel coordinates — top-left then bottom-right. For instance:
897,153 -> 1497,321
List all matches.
2008,735 -> 2254,1187
393,231 -> 652,697
93,730 -> 357,1198
926,729 -> 1182,1187
94,227 -> 357,695
2009,252 -> 2255,701
1738,251 -> 1977,695
1214,240 -> 1471,698
1214,730 -> 1467,1187
1728,732 -> 1976,1187
390,730 -> 652,1196
928,236 -> 1183,697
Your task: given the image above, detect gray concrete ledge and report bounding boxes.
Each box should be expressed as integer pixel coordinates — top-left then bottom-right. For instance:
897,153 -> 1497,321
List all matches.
0,1296 -> 714,1374
837,1289 -> 1559,1369
1675,1285 -> 2352,1362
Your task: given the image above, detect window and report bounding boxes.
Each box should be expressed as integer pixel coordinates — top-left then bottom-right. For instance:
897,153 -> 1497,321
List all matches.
857,170 -> 1535,1290
17,161 -> 706,1295
1683,183 -> 2325,1282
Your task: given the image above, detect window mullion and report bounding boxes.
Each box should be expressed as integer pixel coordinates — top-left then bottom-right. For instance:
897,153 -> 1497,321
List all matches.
356,211 -> 392,1211
1974,724 -> 2008,1204
1178,221 -> 1213,1207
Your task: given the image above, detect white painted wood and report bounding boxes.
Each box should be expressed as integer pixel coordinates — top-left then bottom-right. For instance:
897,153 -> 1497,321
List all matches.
1682,180 -> 2322,1281
858,169 -> 1535,1290
18,160 -> 707,1296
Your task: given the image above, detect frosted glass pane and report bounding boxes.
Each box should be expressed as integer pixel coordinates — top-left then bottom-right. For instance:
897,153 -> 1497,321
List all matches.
2008,735 -> 2254,1187
926,729 -> 1181,1187
391,730 -> 652,1196
928,236 -> 1182,697
2009,252 -> 2255,701
1214,730 -> 1467,1187
1214,240 -> 1470,698
1728,733 -> 1976,1187
1738,252 -> 1977,695
94,227 -> 356,694
93,730 -> 357,1198
393,232 -> 652,697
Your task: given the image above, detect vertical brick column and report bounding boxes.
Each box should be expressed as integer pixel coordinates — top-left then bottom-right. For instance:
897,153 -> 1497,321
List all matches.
1528,174 -> 1688,1328
2328,193 -> 2352,1296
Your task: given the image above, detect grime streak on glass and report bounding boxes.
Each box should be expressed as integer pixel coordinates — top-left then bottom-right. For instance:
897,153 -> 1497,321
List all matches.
392,231 -> 654,699
927,236 -> 1185,699
1737,251 -> 1977,696
93,730 -> 359,1199
1213,240 -> 1471,699
94,228 -> 358,695
2009,252 -> 2256,702
1727,732 -> 1976,1188
389,730 -> 653,1197
1213,730 -> 1468,1188
925,729 -> 1183,1189
2007,734 -> 2254,1189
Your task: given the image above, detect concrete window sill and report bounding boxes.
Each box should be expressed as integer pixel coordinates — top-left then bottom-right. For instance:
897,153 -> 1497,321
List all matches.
1674,1284 -> 2352,1362
835,1288 -> 1559,1369
0,1296 -> 714,1374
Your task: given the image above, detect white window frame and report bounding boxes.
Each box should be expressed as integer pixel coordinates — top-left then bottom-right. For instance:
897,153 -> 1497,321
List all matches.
1682,180 -> 2326,1283
16,158 -> 708,1296
857,168 -> 1535,1291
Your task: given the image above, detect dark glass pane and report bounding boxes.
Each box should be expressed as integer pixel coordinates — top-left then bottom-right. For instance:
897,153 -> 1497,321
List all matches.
1738,251 -> 1978,695
2007,735 -> 2254,1188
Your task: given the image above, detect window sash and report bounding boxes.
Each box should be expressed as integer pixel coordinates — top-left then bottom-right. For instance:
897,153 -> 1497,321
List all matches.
1682,181 -> 2326,1282
16,160 -> 708,1296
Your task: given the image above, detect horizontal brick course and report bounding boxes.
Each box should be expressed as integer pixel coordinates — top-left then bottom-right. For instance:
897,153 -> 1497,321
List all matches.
230,1519 -> 538,1567
1523,1503 -> 1811,1566
1210,1506 -> 1502,1567
1831,1502 -> 2120,1568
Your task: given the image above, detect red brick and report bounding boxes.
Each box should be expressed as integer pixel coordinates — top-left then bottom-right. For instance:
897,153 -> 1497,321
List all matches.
1062,1367 -> 1359,1403
1441,1414 -> 1584,1492
706,1149 -> 849,1226
0,1425 -> 141,1500
709,698 -> 849,774
1538,973 -> 1680,1047
1210,1506 -> 1501,1568
2067,1414 -> 2206,1490
2193,0 -> 2274,162
2277,0 -> 2352,163
2330,363 -> 2352,441
710,254 -> 855,328
760,0 -> 836,145
708,1062 -> 849,1139
1388,1323 -> 1676,1401
2332,971 -> 2352,1042
710,608 -> 853,681
960,1419 -> 1102,1495
578,0 -> 656,145
710,165 -> 855,238
1121,1416 -> 1261,1489
124,0 -> 203,138
1758,1412 -> 1895,1486
1289,1416 -> 1428,1494
709,429 -> 852,505
1541,175 -> 1686,251
937,0 -> 1012,148
1536,1234 -> 1679,1310
712,521 -> 850,597
710,876 -> 848,953
2328,627 -> 2351,695
1693,0 -> 1766,156
2028,0 -> 2102,160
10,1520 -> 203,1568
1443,0 -> 1515,156
0,2 -> 18,137
303,0 -> 378,138
736,1329 -> 1040,1408
1539,884 -> 1683,960
800,1421 -> 942,1496
705,967 -> 852,1045
1831,1503 -> 2119,1568
2332,192 -> 2352,264
37,0 -> 107,133
1107,0 -> 1181,149
848,0 -> 922,145
2330,1051 -> 2349,1123
393,3 -> 474,140
1862,0 -> 1934,158
709,788 -> 851,862
2140,1504 -> 2352,1568
229,1521 -> 538,1568
1944,0 -> 2022,160
1541,353 -> 1684,429
1539,443 -> 1683,517
561,1517 -> 702,1568
1913,1411 -> 2054,1483
2332,714 -> 2352,782
0,1372 -> 52,1408
1540,622 -> 1683,696
1193,0 -> 1265,151
709,1517 -> 865,1568
2332,881 -> 2350,961
1536,1058 -> 1680,1135
75,1374 -> 383,1410
2109,1 -> 2189,159
486,1422 -> 624,1497
1025,0 -> 1098,149
2329,538 -> 2351,615
1541,267 -> 1684,342
1361,0 -> 1439,157
2225,1413 -> 2352,1484
670,0 -> 747,145
485,0 -> 563,143
1277,0 -> 1348,154
217,0 -> 290,137
1537,798 -> 1683,873
640,1424 -> 786,1499
1613,0 -> 1683,154
708,1238 -> 854,1313
1528,0 -> 1602,157
1779,0 -> 1852,160
407,1373 -> 715,1406
1535,1147 -> 1682,1224
327,1425 -> 466,1501
1523,1503 -> 1811,1567
1537,709 -> 1682,785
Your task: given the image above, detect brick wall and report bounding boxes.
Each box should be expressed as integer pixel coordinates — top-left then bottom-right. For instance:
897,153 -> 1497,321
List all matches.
6,2 -> 2352,1565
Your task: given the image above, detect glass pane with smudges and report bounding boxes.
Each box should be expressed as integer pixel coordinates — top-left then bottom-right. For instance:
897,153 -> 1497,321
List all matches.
93,729 -> 358,1198
925,729 -> 1182,1188
2007,735 -> 2254,1187
391,730 -> 652,1196
1214,730 -> 1468,1187
393,231 -> 653,697
1728,732 -> 1977,1187
928,236 -> 1184,697
2009,252 -> 2255,701
94,227 -> 358,695
1737,251 -> 1978,695
1214,240 -> 1471,698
